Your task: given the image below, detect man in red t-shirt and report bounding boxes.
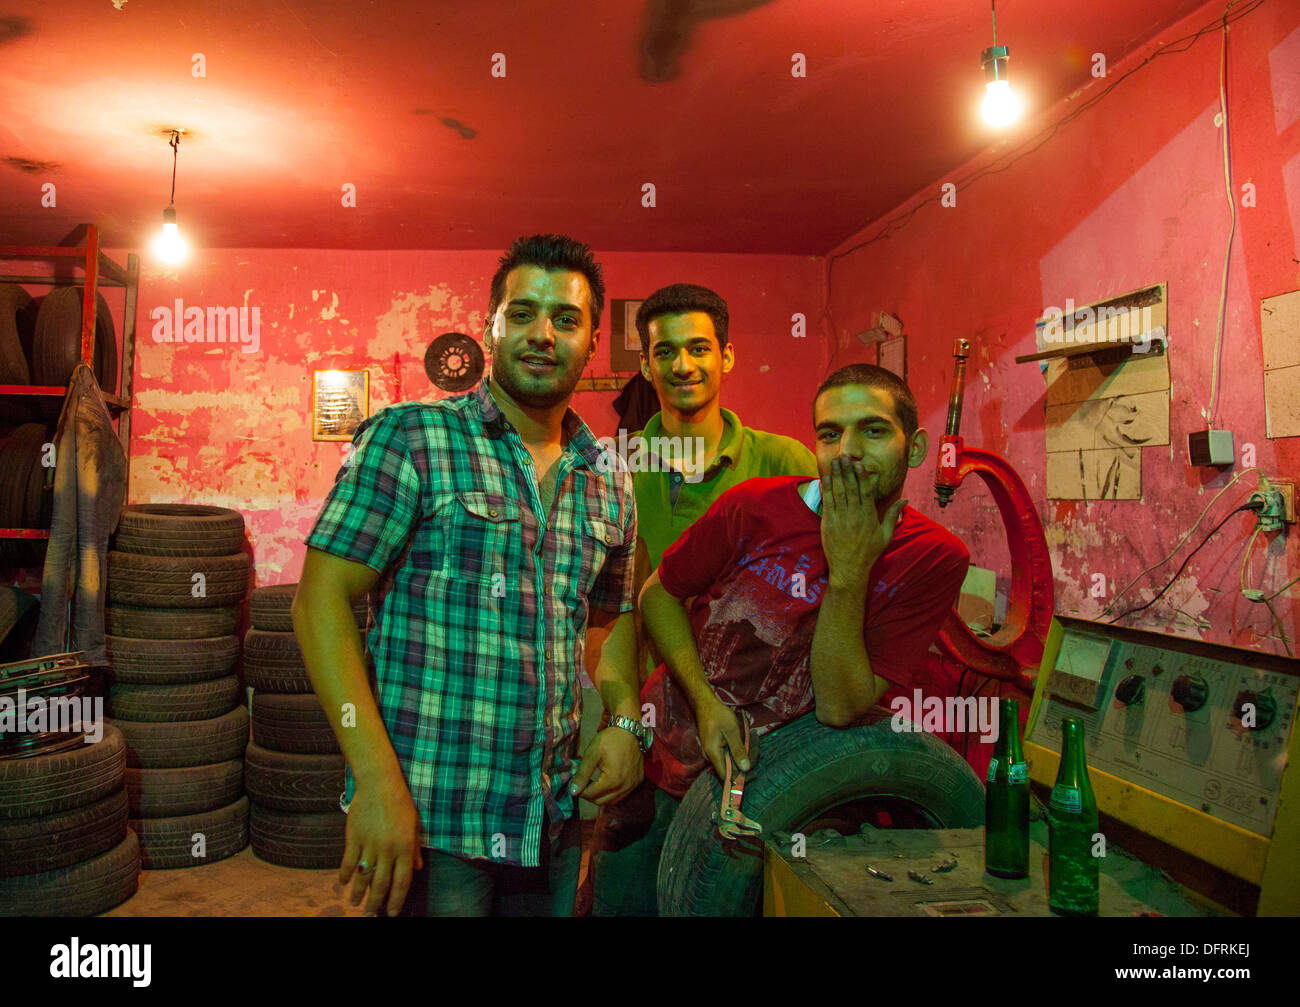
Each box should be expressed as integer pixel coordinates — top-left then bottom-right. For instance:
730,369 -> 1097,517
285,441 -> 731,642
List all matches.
618,363 -> 969,913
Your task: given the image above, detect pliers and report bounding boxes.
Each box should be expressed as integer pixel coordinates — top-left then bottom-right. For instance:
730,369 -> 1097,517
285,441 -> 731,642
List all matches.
714,712 -> 762,841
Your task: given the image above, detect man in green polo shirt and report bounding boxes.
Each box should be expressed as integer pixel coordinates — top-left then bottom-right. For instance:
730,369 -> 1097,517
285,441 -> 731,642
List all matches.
589,282 -> 817,916
625,284 -> 817,672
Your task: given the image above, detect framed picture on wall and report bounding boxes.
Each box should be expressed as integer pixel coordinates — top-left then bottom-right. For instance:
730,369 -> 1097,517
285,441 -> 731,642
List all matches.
609,298 -> 644,373
312,369 -> 369,441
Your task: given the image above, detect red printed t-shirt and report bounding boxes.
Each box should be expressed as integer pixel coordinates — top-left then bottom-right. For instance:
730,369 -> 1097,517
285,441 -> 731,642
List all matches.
641,475 -> 970,797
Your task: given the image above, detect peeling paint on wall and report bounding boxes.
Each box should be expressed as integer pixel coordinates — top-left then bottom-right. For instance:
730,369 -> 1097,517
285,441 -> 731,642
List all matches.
113,249 -> 824,591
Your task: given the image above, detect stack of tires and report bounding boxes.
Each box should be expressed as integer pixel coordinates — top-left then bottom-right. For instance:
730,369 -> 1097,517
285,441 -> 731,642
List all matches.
104,504 -> 251,869
244,584 -> 365,868
0,725 -> 141,916
1,281 -> 119,566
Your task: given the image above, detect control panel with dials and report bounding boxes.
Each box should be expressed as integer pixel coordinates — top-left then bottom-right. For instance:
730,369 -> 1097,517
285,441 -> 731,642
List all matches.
1026,618 -> 1298,839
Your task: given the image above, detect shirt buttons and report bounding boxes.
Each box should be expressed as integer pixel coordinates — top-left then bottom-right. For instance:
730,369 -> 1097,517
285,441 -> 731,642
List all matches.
671,473 -> 682,482
544,649 -> 553,660
604,532 -> 612,543
488,508 -> 498,517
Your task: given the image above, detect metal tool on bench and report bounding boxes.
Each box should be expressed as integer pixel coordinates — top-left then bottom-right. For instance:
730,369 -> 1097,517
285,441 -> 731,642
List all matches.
714,711 -> 762,841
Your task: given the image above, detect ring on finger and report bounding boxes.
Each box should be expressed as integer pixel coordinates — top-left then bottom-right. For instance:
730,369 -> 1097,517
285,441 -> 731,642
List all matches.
358,859 -> 375,875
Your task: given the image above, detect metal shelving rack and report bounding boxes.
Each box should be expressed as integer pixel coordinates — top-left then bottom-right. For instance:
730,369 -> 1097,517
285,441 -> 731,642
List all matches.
0,223 -> 138,542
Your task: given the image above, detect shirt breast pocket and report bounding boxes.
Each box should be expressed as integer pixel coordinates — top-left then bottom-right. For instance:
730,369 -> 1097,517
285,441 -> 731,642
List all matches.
580,516 -> 624,592
444,492 -> 521,583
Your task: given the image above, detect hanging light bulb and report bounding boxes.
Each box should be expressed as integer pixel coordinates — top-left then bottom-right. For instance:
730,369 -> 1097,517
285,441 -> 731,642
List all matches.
981,60 -> 1021,127
155,205 -> 186,264
153,130 -> 188,264
980,1 -> 1020,128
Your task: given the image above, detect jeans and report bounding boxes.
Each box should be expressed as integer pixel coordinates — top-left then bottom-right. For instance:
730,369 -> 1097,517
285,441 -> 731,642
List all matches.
590,780 -> 680,917
397,813 -> 583,917
32,363 -> 127,666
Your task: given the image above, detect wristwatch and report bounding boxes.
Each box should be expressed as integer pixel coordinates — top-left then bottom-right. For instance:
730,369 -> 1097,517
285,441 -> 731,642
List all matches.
609,714 -> 653,753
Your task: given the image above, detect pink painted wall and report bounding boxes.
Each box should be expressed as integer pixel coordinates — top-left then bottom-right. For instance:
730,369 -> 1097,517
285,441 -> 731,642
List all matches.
107,249 -> 824,586
10,0 -> 1295,666
822,0 -> 1300,656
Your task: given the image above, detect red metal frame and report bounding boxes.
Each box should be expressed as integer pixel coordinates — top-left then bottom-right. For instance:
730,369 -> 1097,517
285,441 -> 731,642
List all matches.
0,224 -> 134,541
933,340 -> 1054,693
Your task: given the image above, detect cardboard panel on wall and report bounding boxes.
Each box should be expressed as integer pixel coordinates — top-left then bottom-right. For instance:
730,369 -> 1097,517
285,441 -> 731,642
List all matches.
1045,389 -> 1170,453
1046,446 -> 1142,500
1264,366 -> 1300,438
1043,350 -> 1170,407
1261,291 -> 1300,438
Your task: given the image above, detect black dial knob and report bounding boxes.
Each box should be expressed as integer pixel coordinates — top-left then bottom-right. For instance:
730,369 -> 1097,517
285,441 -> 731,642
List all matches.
1115,675 -> 1145,706
1233,689 -> 1277,731
1171,674 -> 1208,713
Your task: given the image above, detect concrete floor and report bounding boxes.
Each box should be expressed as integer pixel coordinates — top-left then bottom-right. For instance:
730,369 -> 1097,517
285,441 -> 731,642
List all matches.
104,845 -> 368,917
104,824 -> 597,917
105,686 -> 608,916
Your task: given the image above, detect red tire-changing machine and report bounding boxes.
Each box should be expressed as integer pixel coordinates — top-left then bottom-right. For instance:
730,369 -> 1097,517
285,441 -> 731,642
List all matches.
926,338 -> 1051,773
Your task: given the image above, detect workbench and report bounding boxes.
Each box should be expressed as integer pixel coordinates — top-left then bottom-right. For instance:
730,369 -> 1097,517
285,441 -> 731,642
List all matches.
763,822 -> 1223,917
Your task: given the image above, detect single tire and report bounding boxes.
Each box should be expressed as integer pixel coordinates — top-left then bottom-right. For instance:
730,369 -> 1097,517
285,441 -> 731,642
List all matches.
244,742 -> 344,812
31,284 -> 118,391
20,424 -> 54,529
125,760 -> 244,818
111,706 -> 249,769
130,795 -> 249,869
0,787 -> 129,877
657,715 -> 987,917
0,723 -> 126,820
106,633 -> 240,684
0,283 -> 35,384
0,425 -> 43,529
249,802 -> 346,869
251,692 -> 339,754
107,550 -> 250,609
0,423 -> 51,564
106,604 -> 240,640
243,629 -> 311,692
0,585 -> 39,661
249,583 -> 368,632
112,504 -> 246,558
108,675 -> 241,723
0,827 -> 140,917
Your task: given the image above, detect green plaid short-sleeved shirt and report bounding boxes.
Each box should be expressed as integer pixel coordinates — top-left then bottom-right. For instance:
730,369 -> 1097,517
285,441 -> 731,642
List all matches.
305,377 -> 636,867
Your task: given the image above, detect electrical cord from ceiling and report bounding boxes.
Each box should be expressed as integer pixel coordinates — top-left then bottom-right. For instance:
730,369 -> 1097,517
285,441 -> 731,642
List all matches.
168,130 -> 180,205
1205,0 -> 1240,430
820,0 -> 1266,333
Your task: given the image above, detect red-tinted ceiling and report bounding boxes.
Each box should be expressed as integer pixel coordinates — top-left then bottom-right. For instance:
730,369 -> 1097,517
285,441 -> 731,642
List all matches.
0,0 -> 1209,253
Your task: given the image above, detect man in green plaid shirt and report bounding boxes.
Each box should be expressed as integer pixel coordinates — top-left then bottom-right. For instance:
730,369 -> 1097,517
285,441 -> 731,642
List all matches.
294,235 -> 644,917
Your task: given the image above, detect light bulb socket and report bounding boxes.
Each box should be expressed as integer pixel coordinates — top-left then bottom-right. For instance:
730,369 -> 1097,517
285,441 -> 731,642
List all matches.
981,45 -> 1010,83
162,205 -> 177,225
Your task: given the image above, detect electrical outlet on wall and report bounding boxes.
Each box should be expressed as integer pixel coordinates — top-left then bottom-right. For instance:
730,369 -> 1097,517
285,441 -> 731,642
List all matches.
1250,477 -> 1297,532
1268,478 -> 1297,524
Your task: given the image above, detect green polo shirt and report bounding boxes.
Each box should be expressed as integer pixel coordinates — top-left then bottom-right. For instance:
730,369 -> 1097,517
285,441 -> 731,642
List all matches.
633,408 -> 819,572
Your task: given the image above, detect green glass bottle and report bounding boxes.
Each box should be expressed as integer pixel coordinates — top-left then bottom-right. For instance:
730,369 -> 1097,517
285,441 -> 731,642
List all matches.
985,698 -> 1029,878
1048,716 -> 1100,916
